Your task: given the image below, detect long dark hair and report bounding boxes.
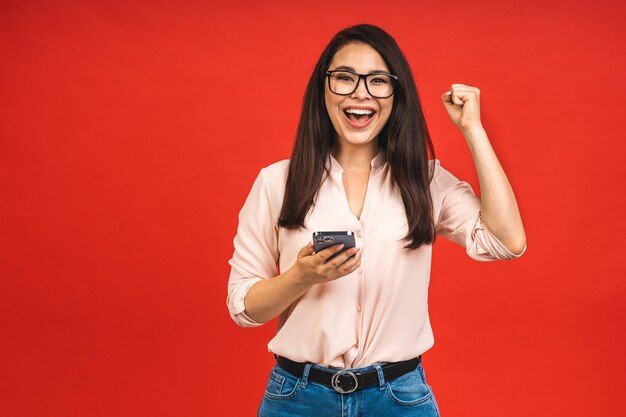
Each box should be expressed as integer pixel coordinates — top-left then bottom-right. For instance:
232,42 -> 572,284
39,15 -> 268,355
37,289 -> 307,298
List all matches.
278,24 -> 436,249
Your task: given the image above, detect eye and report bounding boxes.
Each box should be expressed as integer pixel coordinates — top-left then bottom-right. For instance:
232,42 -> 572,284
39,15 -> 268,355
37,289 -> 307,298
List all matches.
333,72 -> 356,83
370,76 -> 390,85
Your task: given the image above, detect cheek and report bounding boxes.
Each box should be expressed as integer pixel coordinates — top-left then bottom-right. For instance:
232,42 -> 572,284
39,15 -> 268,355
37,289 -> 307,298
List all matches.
380,102 -> 393,125
324,95 -> 343,124
377,108 -> 392,127
324,92 -> 336,118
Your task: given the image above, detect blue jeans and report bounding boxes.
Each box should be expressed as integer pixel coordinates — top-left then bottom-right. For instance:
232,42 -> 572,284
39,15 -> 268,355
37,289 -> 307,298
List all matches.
258,357 -> 441,416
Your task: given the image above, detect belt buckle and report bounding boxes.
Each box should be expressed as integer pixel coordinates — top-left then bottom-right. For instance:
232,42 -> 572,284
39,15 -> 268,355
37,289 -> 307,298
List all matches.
331,370 -> 358,394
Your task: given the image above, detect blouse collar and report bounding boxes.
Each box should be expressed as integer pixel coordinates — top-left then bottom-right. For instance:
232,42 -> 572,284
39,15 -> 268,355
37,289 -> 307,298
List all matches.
327,150 -> 387,175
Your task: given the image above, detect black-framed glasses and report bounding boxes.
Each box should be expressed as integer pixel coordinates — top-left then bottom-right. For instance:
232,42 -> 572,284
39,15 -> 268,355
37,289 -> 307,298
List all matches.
326,69 -> 398,98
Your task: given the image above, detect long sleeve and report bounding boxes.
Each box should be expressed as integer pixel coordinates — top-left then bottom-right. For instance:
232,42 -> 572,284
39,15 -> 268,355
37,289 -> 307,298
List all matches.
226,168 -> 279,327
433,160 -> 526,261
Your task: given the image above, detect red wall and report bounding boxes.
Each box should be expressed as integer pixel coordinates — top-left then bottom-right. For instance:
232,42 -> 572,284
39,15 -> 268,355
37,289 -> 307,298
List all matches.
1,1 -> 624,416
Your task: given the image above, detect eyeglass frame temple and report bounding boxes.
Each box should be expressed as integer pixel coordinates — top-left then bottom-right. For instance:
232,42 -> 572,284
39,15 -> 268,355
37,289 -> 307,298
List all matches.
325,69 -> 398,98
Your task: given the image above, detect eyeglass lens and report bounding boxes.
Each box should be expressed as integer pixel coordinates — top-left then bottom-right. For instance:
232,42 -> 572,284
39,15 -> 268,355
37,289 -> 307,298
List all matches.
328,71 -> 394,98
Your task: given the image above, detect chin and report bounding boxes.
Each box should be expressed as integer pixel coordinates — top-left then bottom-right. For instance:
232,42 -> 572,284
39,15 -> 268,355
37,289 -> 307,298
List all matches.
339,130 -> 378,146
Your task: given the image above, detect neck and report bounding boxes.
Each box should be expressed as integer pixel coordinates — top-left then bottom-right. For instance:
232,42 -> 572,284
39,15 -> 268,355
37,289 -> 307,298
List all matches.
331,139 -> 379,174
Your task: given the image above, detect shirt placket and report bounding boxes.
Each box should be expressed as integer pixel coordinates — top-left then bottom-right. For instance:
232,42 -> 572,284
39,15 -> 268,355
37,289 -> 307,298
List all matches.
353,171 -> 377,355
329,155 -> 380,364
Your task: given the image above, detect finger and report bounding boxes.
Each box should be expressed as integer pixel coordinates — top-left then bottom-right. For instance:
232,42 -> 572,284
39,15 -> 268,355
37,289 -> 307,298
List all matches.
450,86 -> 478,97
337,248 -> 362,272
444,87 -> 465,106
316,243 -> 345,262
322,249 -> 361,282
297,242 -> 315,259
451,83 -> 480,95
451,92 -> 464,106
453,89 -> 476,105
328,246 -> 360,268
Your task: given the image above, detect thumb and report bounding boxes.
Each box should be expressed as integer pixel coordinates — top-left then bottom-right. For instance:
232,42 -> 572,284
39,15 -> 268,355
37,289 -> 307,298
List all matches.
441,91 -> 454,107
298,242 -> 315,259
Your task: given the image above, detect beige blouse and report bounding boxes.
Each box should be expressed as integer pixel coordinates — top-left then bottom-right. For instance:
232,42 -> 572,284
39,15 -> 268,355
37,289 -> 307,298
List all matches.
226,153 -> 526,368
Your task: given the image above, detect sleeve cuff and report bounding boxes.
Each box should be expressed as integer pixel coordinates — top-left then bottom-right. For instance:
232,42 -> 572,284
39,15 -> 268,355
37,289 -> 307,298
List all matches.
468,213 -> 527,261
227,276 -> 266,327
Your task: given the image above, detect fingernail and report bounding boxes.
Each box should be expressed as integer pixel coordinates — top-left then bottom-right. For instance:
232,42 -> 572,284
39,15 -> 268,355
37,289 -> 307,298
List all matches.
337,244 -> 345,250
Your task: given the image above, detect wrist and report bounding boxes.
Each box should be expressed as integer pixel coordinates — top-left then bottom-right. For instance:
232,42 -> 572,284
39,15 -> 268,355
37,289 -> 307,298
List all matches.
461,125 -> 488,145
283,267 -> 314,292
461,124 -> 487,140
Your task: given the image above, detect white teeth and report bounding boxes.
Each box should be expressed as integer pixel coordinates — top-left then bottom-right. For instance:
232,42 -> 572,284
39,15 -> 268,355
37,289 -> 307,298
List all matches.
345,108 -> 374,115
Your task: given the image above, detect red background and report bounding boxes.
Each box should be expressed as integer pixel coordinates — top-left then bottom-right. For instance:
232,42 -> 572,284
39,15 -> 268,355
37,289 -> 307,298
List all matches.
1,1 -> 625,416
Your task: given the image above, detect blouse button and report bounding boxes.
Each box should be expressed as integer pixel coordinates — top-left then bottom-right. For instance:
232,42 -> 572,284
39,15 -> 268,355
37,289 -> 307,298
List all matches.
357,232 -> 363,238
357,305 -> 362,312
358,268 -> 363,275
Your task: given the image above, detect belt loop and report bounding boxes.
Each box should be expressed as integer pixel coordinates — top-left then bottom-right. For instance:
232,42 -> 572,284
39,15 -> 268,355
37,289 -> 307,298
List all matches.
300,362 -> 313,388
373,363 -> 386,390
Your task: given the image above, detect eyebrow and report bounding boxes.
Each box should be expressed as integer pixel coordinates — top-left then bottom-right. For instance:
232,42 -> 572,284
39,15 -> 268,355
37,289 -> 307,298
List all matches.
333,65 -> 389,74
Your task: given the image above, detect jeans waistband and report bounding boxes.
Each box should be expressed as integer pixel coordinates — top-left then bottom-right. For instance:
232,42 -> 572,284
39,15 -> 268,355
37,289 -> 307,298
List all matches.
275,355 -> 422,394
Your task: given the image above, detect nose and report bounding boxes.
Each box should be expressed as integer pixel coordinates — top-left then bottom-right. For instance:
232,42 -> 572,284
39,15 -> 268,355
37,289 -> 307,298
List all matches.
351,76 -> 371,99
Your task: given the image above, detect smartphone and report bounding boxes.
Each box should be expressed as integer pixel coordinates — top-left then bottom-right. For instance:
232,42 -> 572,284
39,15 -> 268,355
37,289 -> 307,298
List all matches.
313,231 -> 356,254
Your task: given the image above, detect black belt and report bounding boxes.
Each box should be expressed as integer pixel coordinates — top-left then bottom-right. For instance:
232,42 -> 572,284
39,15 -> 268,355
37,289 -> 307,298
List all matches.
275,355 -> 421,394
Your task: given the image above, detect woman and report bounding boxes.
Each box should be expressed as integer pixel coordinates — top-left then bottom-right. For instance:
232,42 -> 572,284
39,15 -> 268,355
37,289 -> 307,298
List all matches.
227,24 -> 526,417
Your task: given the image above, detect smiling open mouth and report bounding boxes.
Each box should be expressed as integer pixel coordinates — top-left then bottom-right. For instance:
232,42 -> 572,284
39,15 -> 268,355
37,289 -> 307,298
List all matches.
344,108 -> 375,121
343,108 -> 376,128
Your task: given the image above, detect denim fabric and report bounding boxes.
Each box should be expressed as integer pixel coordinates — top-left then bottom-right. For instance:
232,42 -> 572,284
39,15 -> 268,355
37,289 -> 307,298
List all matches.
258,357 -> 441,417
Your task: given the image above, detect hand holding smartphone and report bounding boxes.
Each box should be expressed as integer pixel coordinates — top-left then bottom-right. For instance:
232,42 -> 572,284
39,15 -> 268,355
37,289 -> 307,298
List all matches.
289,231 -> 360,286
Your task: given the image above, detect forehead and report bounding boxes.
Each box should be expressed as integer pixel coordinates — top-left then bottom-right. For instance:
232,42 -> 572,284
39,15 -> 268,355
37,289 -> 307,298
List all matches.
329,42 -> 389,73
